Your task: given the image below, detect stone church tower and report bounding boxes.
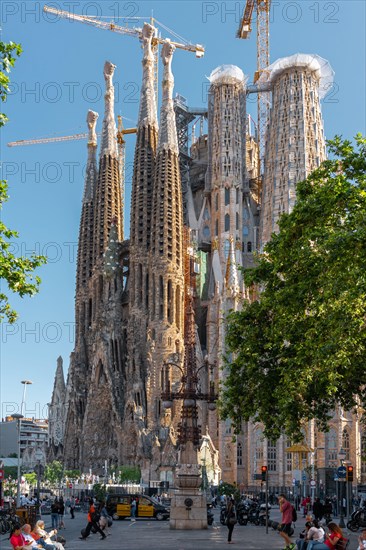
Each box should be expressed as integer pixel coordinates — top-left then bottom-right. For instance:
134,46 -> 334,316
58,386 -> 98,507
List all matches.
58,25 -> 186,478
62,60 -> 127,469
260,54 -> 327,246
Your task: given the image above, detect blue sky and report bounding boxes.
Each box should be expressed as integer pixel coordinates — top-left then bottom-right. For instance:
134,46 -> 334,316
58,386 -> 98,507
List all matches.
1,1 -> 365,420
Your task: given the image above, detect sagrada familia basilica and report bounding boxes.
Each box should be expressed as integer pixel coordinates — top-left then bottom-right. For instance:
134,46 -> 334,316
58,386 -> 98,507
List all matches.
48,23 -> 366,495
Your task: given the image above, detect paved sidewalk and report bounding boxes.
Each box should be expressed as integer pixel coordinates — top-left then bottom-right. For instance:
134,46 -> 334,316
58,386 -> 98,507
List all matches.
0,507 -> 360,550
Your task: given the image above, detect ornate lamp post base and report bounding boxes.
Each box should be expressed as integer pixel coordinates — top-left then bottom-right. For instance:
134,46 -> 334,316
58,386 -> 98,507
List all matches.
170,460 -> 208,530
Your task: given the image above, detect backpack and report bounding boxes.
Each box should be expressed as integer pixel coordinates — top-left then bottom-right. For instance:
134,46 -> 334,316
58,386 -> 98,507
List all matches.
292,506 -> 297,522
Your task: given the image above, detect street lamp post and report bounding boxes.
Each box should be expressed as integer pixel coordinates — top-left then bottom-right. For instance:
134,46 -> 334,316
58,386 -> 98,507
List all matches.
12,413 -> 24,508
338,447 -> 346,528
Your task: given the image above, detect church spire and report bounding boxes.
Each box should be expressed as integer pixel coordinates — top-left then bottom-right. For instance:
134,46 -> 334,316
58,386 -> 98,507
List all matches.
224,235 -> 240,297
158,42 -> 178,152
100,61 -> 118,159
76,110 -> 98,295
93,61 -> 123,264
137,23 -> 158,129
129,23 -> 159,308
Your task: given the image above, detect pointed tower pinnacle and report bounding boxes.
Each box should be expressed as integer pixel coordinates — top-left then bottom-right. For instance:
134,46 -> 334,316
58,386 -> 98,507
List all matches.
76,110 -> 98,296
100,61 -> 118,159
158,42 -> 178,152
93,61 -> 123,264
225,235 -> 240,297
129,23 -> 159,310
138,23 -> 158,128
55,355 -> 66,393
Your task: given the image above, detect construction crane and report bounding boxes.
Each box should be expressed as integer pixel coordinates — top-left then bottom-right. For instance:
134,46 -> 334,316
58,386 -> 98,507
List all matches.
43,5 -> 205,107
8,121 -> 137,236
237,0 -> 271,195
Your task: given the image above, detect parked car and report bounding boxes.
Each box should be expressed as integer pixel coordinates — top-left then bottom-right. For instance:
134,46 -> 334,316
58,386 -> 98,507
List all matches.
106,493 -> 170,521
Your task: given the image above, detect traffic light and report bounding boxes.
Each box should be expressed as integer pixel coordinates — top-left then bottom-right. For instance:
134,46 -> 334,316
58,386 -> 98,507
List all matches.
347,465 -> 354,482
261,465 -> 268,482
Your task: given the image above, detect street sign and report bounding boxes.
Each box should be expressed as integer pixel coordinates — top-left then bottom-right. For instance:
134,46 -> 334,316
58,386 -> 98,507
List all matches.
302,473 -> 307,481
337,466 -> 346,478
0,469 -> 4,480
310,480 -> 316,487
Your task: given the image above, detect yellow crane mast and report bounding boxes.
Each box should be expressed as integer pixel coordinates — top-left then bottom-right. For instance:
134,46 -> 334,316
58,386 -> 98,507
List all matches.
237,0 -> 271,194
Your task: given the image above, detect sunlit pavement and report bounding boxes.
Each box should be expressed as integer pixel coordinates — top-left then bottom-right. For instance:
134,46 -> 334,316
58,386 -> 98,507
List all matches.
0,507 -> 359,549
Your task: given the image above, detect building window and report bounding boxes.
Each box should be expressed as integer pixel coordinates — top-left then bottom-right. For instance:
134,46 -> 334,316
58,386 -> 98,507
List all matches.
361,433 -> 366,475
255,428 -> 263,461
236,212 -> 239,230
215,194 -> 219,211
285,437 -> 292,472
225,214 -> 230,232
225,188 -> 230,205
247,242 -> 252,253
215,220 -> 218,236
268,440 -> 277,471
237,442 -> 243,466
342,428 -> 350,461
326,429 -> 337,467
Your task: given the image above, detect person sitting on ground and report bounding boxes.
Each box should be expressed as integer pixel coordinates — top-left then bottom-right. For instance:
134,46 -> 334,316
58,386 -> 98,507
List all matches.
306,522 -> 346,550
21,525 -> 53,550
296,521 -> 313,549
33,520 -> 64,550
357,528 -> 366,550
298,519 -> 325,550
10,523 -> 32,550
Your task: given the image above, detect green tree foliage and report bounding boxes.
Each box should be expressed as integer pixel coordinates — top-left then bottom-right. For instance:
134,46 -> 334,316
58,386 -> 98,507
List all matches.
44,461 -> 63,486
93,483 -> 107,502
64,469 -> 80,479
217,482 -> 240,502
24,472 -> 37,487
117,465 -> 141,484
0,41 -> 46,323
220,135 -> 366,441
4,466 -> 18,479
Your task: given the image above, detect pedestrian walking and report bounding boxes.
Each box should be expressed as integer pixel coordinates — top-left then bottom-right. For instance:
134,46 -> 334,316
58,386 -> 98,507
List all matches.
70,496 -> 76,519
278,493 -> 296,550
225,497 -> 237,544
79,498 -> 106,540
313,498 -> 324,521
51,499 -> 59,530
99,501 -> 111,536
131,497 -> 137,521
58,497 -> 65,529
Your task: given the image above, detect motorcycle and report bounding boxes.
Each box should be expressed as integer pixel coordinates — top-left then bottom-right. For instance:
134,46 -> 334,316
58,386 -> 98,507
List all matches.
220,504 -> 227,525
207,503 -> 214,526
347,506 -> 366,532
236,501 -> 249,525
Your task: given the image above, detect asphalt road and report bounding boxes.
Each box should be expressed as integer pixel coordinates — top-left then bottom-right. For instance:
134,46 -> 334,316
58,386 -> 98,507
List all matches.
1,506 -> 360,550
